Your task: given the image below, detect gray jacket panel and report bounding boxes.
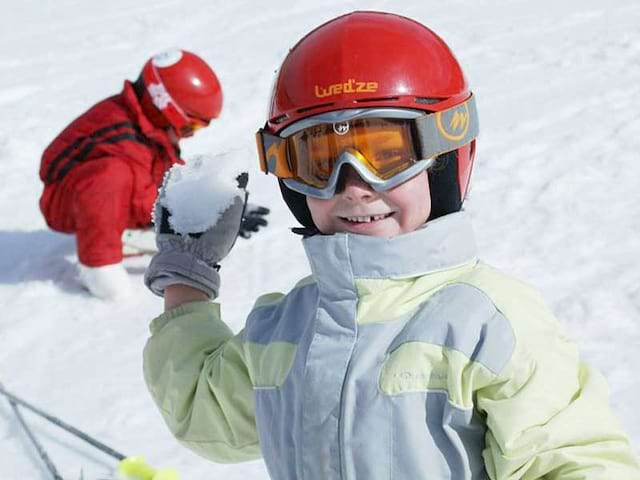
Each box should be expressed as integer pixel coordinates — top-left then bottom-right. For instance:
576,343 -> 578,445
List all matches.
247,213 -> 506,479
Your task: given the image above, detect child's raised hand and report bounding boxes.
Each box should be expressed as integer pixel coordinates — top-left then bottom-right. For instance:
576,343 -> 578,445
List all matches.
144,156 -> 248,299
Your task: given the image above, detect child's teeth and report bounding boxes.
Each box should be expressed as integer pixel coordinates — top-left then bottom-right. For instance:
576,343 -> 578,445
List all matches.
346,214 -> 389,223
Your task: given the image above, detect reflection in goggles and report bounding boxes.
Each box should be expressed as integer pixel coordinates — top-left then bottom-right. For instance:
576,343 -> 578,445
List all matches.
287,118 -> 419,188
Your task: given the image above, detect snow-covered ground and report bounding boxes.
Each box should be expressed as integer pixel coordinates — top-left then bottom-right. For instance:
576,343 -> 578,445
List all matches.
1,0 -> 639,478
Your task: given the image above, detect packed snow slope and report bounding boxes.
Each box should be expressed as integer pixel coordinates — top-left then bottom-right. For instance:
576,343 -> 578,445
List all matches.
1,1 -> 639,479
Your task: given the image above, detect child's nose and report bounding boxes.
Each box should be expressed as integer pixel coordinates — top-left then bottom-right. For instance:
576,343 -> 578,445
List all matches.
336,166 -> 374,200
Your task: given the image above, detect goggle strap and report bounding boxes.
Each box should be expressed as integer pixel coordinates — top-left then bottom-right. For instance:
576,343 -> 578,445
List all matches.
255,130 -> 268,172
142,61 -> 193,133
414,95 -> 479,160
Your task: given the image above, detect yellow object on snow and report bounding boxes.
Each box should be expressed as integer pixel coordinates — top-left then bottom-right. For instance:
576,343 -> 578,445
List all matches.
118,456 -> 179,480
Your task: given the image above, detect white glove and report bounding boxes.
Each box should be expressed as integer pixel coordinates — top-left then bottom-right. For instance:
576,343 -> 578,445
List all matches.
79,263 -> 131,300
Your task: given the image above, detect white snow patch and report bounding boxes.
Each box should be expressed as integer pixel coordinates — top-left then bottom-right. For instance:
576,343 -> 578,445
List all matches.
0,85 -> 40,105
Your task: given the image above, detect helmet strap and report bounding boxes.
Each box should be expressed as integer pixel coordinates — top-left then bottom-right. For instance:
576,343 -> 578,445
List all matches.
278,180 -> 318,231
427,151 -> 462,220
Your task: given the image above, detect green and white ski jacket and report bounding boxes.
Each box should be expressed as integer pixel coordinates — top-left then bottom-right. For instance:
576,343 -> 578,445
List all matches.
143,212 -> 640,479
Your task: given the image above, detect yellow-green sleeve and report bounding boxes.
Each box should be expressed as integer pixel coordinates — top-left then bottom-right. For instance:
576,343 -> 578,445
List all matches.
476,301 -> 640,479
142,301 -> 261,463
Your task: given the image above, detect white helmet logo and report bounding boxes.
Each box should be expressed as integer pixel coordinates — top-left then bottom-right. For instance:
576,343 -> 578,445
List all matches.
152,49 -> 183,68
333,121 -> 350,135
148,83 -> 171,110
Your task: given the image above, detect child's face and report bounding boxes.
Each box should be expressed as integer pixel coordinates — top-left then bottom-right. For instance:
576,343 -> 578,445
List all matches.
306,167 -> 431,237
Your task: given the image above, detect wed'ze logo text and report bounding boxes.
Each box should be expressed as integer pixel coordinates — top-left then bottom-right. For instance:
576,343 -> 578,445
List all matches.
314,79 -> 379,98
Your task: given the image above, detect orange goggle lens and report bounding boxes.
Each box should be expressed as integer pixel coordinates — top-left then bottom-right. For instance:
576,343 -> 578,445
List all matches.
257,118 -> 418,189
179,118 -> 209,137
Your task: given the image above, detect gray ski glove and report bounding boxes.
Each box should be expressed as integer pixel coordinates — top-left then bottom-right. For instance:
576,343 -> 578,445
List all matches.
144,170 -> 248,299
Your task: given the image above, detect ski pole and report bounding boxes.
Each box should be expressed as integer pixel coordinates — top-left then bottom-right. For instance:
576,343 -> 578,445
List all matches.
5,390 -> 64,480
0,384 -> 180,479
0,383 -> 125,461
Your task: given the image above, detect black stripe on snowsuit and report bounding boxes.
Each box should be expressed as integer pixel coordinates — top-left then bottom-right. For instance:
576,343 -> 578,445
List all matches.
45,121 -> 149,184
53,132 -> 151,183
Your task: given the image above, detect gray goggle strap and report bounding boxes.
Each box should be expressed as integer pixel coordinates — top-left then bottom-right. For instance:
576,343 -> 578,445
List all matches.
413,95 -> 479,159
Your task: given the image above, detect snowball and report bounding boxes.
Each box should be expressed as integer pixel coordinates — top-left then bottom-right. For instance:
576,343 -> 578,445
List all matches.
159,152 -> 248,235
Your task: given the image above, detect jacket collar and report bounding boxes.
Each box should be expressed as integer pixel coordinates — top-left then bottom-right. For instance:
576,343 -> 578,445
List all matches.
302,212 -> 478,286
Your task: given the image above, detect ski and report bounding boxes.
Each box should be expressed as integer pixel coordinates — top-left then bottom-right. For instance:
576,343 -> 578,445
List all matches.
122,228 -> 157,256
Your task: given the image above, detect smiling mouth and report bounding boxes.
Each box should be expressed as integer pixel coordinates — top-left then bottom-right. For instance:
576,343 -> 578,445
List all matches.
340,213 -> 394,224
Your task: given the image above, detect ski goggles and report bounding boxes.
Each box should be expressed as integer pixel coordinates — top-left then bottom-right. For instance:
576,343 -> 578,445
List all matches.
179,117 -> 209,137
256,95 -> 478,198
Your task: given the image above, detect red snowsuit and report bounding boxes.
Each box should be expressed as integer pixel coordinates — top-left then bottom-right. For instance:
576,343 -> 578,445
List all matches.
39,81 -> 183,267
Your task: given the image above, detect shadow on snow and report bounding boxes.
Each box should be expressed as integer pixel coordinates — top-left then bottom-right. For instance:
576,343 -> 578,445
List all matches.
0,229 -> 81,293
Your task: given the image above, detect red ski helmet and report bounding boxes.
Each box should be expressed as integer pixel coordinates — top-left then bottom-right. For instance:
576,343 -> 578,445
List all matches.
138,50 -> 223,138
261,11 -> 478,228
